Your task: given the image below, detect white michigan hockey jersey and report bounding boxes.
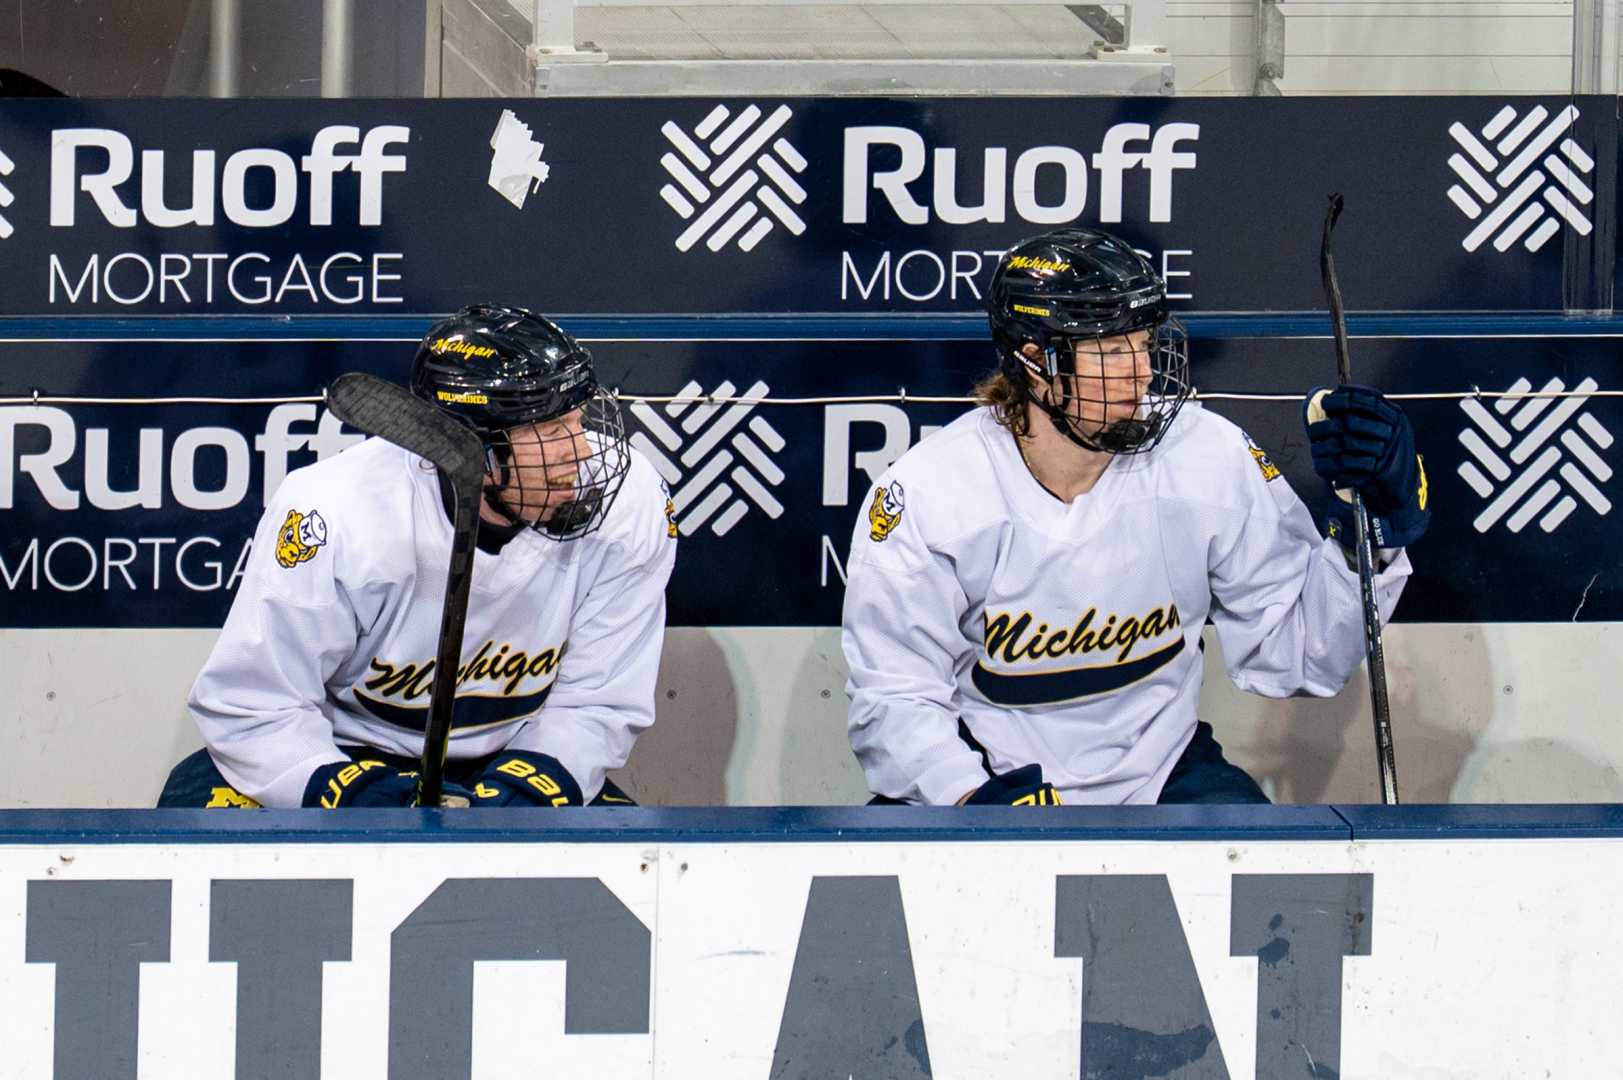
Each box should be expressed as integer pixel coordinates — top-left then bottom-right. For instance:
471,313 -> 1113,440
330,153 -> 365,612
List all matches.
842,403 -> 1412,806
189,437 -> 677,807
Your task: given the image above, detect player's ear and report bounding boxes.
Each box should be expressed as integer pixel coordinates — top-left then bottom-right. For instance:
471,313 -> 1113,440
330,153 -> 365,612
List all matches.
1012,342 -> 1057,401
1016,343 -> 1047,382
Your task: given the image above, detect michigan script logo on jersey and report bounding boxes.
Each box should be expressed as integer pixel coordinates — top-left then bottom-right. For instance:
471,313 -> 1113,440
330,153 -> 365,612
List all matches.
868,481 -> 905,541
274,509 -> 328,569
973,603 -> 1183,707
353,638 -> 565,733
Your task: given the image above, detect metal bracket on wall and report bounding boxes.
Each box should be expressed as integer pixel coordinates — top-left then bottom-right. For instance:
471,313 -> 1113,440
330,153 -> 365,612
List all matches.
1567,1 -> 1619,314
1069,5 -> 1126,46
1572,0 -> 1620,94
1254,0 -> 1284,95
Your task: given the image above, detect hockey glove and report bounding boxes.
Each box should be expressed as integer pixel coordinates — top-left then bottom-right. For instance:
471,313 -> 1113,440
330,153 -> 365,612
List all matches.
470,751 -> 584,808
964,764 -> 1063,806
303,760 -> 420,808
1304,385 -> 1430,548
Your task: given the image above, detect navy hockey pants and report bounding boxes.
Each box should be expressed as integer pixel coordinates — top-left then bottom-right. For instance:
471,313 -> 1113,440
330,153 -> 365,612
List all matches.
866,720 -> 1270,806
1156,721 -> 1271,804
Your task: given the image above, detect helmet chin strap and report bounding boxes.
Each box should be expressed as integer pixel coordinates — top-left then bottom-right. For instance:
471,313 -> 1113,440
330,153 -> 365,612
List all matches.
482,442 -> 527,527
541,489 -> 603,536
484,488 -> 525,528
1040,394 -> 1111,453
1034,347 -> 1159,455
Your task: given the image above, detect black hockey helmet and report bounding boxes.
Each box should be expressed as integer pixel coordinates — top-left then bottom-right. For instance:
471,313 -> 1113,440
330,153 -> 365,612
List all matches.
411,305 -> 629,540
412,305 -> 597,436
987,228 -> 1190,454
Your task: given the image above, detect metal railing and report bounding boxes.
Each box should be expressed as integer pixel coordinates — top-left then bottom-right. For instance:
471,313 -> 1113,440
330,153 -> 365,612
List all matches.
209,0 -> 358,98
1256,0 -> 1602,96
527,0 -> 1168,57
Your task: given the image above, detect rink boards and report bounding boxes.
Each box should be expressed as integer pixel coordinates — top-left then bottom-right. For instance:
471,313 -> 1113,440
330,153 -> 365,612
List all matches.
0,805 -> 1618,1079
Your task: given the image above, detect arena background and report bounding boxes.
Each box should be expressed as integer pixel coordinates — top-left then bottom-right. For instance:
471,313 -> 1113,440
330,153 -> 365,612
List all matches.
3,5 -> 1623,1078
2,78 -> 1618,808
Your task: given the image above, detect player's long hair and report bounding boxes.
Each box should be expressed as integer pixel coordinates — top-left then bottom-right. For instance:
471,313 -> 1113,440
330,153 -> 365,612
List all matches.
974,366 -> 1035,437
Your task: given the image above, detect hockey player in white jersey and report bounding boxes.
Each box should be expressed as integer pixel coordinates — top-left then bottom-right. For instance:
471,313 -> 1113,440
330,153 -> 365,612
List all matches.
159,305 -> 677,808
843,228 -> 1430,806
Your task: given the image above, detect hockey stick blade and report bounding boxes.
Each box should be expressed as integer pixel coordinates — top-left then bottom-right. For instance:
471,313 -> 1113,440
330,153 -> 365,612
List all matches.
326,373 -> 486,495
1318,196 -> 1400,806
325,372 -> 484,807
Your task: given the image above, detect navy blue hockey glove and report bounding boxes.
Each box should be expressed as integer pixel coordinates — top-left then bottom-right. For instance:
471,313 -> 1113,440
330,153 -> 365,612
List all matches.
303,760 -> 420,808
470,751 -> 584,808
1304,385 -> 1430,548
964,764 -> 1063,806
302,760 -> 474,808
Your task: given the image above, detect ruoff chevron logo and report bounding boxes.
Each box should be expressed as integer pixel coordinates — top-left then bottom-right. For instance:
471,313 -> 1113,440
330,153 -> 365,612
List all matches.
658,104 -> 807,253
0,144 -> 14,239
1457,377 -> 1613,534
627,381 -> 786,536
1446,104 -> 1593,253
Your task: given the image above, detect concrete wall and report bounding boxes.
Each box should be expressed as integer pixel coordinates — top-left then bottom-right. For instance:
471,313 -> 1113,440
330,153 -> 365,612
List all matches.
5,621 -> 1618,807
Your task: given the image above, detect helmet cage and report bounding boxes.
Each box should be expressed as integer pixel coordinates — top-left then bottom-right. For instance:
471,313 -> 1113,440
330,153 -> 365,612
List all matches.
985,227 -> 1189,454
1007,315 -> 1191,455
409,305 -> 625,540
480,384 -> 631,541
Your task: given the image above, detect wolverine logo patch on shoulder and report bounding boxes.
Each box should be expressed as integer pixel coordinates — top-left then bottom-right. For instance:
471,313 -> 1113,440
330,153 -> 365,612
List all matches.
868,481 -> 906,542
275,508 -> 329,569
1244,432 -> 1281,482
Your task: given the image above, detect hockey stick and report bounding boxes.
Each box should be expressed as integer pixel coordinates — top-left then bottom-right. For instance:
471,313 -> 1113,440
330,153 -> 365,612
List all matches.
1317,194 -> 1400,805
325,372 -> 485,808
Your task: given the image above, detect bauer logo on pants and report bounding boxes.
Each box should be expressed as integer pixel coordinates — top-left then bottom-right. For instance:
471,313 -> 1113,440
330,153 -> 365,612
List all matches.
1446,103 -> 1594,253
658,103 -> 808,253
1457,377 -> 1613,534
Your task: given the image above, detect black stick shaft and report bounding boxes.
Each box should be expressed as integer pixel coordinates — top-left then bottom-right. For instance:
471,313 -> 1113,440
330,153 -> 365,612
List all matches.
1320,195 -> 1400,806
325,373 -> 485,808
417,487 -> 479,806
